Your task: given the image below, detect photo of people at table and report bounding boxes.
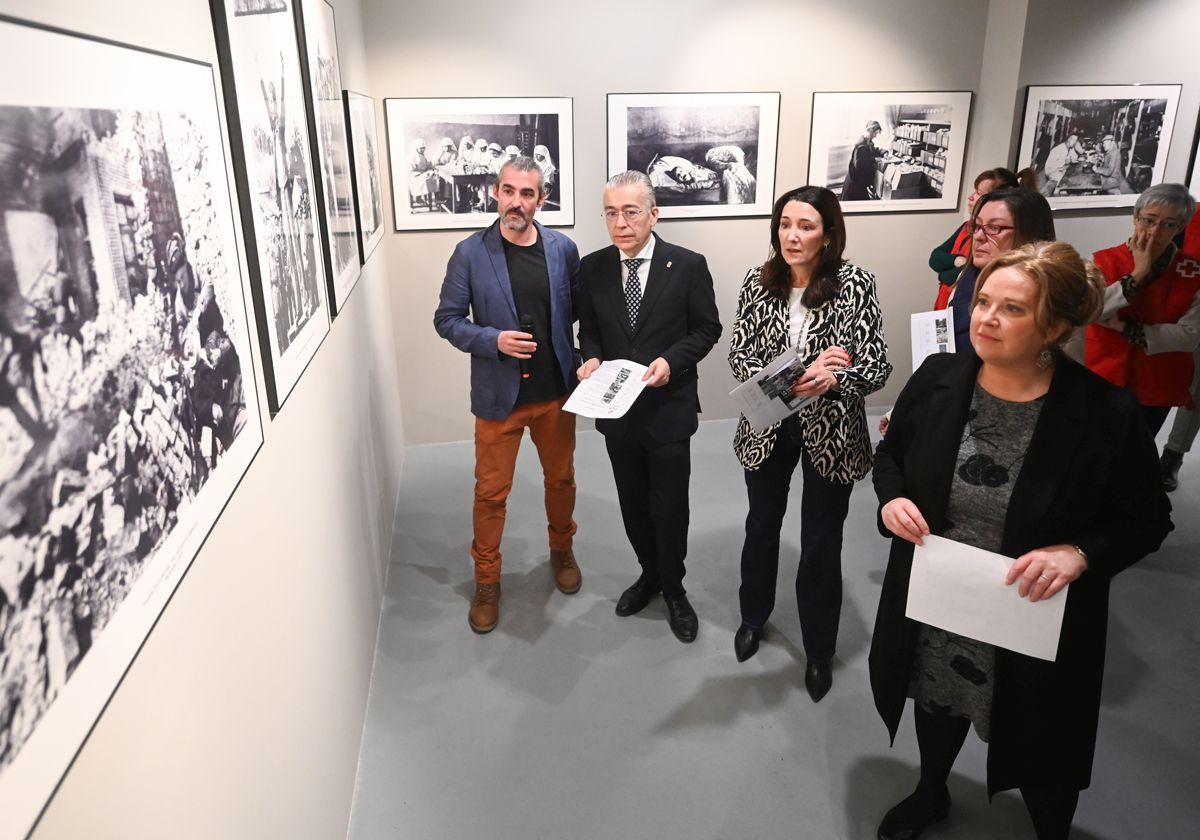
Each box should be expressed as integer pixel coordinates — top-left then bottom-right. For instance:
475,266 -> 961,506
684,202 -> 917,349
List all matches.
401,112 -> 562,215
1028,96 -> 1170,197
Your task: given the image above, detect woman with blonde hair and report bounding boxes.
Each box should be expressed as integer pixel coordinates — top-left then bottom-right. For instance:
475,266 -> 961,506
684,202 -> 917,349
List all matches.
870,240 -> 1171,840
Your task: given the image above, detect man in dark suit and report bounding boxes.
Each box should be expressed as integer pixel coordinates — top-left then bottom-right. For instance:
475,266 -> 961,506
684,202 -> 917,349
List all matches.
433,157 -> 582,634
576,170 -> 722,642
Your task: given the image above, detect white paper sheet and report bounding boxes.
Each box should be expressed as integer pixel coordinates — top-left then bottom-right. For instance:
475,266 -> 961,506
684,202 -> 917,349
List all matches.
910,309 -> 955,372
729,345 -> 815,432
563,359 -> 649,419
905,535 -> 1067,661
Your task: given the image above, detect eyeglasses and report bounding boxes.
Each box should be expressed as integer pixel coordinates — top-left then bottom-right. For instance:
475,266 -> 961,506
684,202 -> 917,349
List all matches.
603,209 -> 646,222
1135,214 -> 1183,232
967,222 -> 1015,239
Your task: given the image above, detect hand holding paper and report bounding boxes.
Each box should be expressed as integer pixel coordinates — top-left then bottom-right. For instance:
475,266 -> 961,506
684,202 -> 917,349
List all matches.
1005,544 -> 1088,603
564,359 -> 649,419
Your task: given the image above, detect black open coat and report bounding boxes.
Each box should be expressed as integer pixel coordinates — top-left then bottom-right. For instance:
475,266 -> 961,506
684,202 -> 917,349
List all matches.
869,352 -> 1172,796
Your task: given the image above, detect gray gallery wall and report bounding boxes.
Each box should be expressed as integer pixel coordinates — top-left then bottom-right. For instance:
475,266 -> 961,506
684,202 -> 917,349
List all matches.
369,0 -> 1019,445
369,0 -> 1200,448
0,1 -> 407,838
1017,0 -> 1200,256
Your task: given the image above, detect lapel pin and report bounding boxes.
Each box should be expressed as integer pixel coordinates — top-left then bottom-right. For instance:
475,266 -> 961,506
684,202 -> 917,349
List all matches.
666,261 -> 672,269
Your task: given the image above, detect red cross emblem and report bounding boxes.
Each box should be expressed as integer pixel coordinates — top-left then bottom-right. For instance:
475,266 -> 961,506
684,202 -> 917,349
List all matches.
1177,258 -> 1200,279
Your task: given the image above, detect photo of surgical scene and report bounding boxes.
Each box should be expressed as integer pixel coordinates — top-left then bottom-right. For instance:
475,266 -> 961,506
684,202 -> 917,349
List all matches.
823,103 -> 955,201
624,105 -> 760,207
0,105 -> 252,771
401,113 -> 561,215
1027,97 -> 1170,197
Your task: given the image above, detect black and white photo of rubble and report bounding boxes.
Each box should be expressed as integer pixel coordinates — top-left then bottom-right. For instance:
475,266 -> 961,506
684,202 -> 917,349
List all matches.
0,104 -> 251,771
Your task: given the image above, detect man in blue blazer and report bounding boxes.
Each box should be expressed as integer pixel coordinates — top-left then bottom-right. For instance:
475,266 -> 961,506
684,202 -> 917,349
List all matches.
433,156 -> 582,634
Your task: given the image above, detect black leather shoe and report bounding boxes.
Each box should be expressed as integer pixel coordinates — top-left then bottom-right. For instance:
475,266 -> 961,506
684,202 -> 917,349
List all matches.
877,786 -> 951,840
664,593 -> 698,643
805,660 -> 833,703
1161,447 -> 1184,492
734,623 -> 764,662
615,577 -> 661,617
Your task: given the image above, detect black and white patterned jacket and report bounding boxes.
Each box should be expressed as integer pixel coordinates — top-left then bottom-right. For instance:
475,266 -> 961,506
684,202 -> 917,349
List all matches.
729,261 -> 892,483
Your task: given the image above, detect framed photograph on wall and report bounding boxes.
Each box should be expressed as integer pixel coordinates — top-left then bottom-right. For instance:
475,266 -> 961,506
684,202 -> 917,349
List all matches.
384,96 -> 574,231
606,92 -> 780,219
808,90 -> 973,214
1016,83 -> 1182,210
343,90 -> 385,264
1187,113 -> 1200,200
211,0 -> 330,414
0,14 -> 265,838
296,0 -> 360,312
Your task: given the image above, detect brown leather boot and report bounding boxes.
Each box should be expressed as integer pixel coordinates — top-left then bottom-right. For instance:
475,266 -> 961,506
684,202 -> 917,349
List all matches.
550,549 -> 581,594
468,582 -> 501,633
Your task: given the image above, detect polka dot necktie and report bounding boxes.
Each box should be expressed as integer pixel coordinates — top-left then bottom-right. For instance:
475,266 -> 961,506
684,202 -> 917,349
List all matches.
623,258 -> 644,327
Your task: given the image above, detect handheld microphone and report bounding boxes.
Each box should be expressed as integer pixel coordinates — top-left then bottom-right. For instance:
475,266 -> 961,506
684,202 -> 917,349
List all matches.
519,314 -> 535,380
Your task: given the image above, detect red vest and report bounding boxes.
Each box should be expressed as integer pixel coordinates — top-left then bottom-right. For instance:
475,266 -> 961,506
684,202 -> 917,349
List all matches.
1184,209 -> 1200,258
1086,243 -> 1200,407
933,224 -> 973,310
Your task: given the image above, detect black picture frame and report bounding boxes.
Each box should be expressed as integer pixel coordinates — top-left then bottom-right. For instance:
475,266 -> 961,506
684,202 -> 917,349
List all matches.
605,91 -> 781,220
383,96 -> 575,232
806,90 -> 975,215
0,13 -> 265,836
1015,83 -> 1183,210
210,0 -> 332,414
294,0 -> 360,313
343,89 -> 386,265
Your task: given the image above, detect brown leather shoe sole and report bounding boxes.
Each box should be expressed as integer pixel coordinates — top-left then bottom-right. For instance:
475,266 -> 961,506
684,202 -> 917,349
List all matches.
468,613 -> 497,634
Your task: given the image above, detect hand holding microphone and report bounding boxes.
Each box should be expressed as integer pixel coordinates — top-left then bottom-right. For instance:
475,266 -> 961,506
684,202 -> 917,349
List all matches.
498,314 -> 537,370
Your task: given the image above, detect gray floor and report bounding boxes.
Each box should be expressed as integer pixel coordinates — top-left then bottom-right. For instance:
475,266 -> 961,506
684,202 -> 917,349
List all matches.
348,416 -> 1199,840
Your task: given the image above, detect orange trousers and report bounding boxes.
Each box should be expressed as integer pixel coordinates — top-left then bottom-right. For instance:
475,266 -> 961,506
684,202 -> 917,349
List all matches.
471,396 -> 577,584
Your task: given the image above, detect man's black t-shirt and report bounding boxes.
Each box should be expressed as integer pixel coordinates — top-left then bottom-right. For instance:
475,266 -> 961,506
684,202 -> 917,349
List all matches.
503,234 -> 566,405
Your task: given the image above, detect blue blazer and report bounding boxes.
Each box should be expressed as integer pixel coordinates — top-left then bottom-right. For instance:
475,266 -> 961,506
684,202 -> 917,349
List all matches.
434,220 -> 581,420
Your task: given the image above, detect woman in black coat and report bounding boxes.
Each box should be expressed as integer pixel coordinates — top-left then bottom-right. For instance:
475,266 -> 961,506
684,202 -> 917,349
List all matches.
870,241 -> 1171,840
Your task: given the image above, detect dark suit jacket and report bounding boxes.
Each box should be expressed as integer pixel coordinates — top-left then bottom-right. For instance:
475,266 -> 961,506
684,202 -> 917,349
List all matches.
870,352 -> 1172,795
433,220 -> 580,420
577,234 -> 722,443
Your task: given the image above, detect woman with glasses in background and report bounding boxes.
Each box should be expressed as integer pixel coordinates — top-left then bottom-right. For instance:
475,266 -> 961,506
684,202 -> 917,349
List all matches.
929,168 -> 1035,310
946,188 -> 1057,355
1086,182 -> 1200,441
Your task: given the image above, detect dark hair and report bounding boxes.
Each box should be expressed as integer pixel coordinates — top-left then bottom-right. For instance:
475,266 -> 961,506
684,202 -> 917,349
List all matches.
972,187 -> 1056,245
759,186 -> 846,307
974,167 -> 1038,192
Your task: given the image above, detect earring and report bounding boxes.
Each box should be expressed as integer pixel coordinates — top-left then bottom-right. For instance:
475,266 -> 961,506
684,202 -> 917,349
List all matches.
1036,346 -> 1054,370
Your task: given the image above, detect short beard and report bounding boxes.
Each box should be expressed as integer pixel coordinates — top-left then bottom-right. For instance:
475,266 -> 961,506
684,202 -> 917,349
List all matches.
500,211 -> 529,233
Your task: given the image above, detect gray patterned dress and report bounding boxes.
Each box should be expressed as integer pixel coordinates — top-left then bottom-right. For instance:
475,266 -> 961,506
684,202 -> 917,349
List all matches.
908,384 -> 1045,741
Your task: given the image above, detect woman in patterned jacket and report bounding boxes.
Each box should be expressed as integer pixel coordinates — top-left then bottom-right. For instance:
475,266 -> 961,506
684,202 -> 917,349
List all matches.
727,185 -> 891,701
